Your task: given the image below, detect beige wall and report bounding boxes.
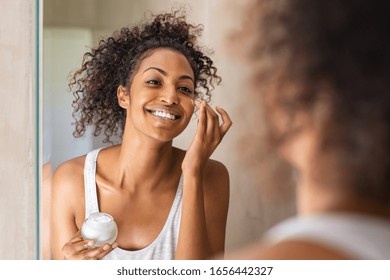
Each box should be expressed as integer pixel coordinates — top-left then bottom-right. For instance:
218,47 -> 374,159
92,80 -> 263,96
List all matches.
0,0 -> 38,259
43,0 -> 295,255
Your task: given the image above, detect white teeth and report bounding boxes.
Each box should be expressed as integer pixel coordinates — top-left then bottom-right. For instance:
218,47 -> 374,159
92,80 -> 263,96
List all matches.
151,110 -> 176,120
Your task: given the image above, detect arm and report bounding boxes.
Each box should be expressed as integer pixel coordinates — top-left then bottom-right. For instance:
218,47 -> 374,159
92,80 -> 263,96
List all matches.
51,160 -> 116,260
203,161 -> 230,256
176,101 -> 232,259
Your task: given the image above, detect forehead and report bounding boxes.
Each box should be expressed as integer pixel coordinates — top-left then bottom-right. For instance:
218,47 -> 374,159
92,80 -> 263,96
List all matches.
137,48 -> 194,77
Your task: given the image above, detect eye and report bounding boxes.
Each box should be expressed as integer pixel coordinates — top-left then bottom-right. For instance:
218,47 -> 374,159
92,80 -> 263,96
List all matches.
146,79 -> 161,86
178,86 -> 193,95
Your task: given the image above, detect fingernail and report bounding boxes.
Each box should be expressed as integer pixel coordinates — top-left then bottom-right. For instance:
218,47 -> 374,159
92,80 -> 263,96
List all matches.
103,244 -> 110,251
87,240 -> 95,247
112,242 -> 118,249
193,99 -> 201,107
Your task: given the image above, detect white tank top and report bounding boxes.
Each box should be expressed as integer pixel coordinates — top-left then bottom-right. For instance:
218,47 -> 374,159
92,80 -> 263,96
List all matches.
263,213 -> 390,259
83,148 -> 183,260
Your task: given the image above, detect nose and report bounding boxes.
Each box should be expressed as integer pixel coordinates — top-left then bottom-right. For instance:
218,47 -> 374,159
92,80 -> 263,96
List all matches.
160,85 -> 178,105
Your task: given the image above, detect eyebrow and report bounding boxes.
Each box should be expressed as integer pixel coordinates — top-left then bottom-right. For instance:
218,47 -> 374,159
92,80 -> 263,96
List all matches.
143,67 -> 194,83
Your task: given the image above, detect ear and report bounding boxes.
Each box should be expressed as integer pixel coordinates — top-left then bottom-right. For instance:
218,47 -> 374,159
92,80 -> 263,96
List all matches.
117,85 -> 130,109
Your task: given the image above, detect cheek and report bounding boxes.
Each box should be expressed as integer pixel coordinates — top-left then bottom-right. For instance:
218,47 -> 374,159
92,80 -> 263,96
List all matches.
128,91 -> 146,109
179,96 -> 195,113
183,100 -> 195,119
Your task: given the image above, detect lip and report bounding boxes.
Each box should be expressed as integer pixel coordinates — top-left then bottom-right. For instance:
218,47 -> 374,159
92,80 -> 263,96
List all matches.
145,106 -> 182,120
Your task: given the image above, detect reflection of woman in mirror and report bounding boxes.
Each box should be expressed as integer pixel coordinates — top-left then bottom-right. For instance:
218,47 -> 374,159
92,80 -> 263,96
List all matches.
51,11 -> 232,260
232,0 -> 390,259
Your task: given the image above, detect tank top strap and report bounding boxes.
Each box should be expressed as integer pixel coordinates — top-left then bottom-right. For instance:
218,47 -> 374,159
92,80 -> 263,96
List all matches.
164,175 -> 183,230
83,148 -> 103,219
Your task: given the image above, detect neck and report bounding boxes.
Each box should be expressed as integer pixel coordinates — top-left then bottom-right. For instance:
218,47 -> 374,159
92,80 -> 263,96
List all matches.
297,173 -> 390,218
113,127 -> 178,192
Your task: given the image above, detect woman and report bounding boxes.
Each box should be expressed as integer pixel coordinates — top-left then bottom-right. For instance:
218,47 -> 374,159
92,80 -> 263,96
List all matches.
232,0 -> 390,259
51,11 -> 232,260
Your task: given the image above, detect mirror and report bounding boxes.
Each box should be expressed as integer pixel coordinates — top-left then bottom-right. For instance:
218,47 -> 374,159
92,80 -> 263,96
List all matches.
41,0 -> 295,259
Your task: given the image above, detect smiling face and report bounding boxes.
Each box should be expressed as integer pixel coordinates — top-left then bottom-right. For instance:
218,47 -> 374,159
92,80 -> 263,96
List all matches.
117,48 -> 196,142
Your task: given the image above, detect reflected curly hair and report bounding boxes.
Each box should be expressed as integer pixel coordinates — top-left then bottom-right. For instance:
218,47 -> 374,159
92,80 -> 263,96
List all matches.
69,10 -> 221,143
241,0 -> 390,205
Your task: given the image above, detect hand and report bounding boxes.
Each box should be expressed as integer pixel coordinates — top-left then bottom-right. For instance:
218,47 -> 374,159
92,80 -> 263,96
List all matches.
182,100 -> 232,174
62,230 -> 118,260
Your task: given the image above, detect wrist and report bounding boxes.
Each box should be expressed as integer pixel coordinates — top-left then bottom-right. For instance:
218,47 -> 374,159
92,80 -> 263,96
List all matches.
182,167 -> 204,178
182,170 -> 204,190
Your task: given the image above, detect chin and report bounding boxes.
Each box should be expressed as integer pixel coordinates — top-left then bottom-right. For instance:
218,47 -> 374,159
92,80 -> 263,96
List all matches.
147,130 -> 182,143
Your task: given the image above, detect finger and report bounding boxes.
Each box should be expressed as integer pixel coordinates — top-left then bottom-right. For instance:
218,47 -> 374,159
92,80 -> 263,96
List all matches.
203,104 -> 218,139
213,106 -> 225,141
203,101 -> 219,119
95,241 -> 119,260
63,239 -> 95,258
69,230 -> 83,243
202,103 -> 224,142
196,101 -> 207,136
216,106 -> 233,138
193,98 -> 202,108
70,236 -> 83,244
83,242 -> 116,260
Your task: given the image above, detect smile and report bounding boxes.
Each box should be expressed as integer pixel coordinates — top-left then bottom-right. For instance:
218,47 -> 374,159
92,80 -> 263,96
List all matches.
147,109 -> 180,120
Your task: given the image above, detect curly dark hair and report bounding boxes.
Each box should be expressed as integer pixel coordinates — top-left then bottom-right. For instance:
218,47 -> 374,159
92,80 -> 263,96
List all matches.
240,0 -> 390,205
69,10 -> 221,143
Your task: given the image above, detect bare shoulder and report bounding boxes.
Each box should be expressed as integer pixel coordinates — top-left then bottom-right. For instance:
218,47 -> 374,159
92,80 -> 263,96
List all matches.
203,159 -> 230,222
173,146 -> 229,208
51,154 -> 88,259
203,158 -> 230,201
227,240 -> 350,260
203,159 -> 230,187
52,155 -> 87,213
262,240 -> 350,260
53,155 -> 85,188
200,159 -> 230,254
